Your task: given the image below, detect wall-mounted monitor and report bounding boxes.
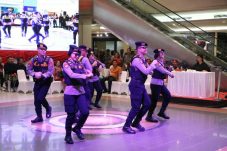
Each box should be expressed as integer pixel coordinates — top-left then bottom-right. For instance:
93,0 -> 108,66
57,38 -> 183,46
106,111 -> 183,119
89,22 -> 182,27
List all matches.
0,0 -> 79,51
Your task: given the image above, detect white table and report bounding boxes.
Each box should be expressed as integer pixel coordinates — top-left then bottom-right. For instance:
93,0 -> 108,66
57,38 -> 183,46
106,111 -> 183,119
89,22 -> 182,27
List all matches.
167,71 -> 215,98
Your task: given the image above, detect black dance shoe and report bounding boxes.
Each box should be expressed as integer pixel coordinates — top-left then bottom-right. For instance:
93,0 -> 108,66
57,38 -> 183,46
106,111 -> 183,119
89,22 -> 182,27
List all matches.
64,135 -> 74,144
46,106 -> 52,118
131,123 -> 145,132
145,116 -> 159,123
31,117 -> 43,123
88,106 -> 93,110
157,113 -> 170,119
72,128 -> 85,140
122,126 -> 136,134
94,104 -> 102,109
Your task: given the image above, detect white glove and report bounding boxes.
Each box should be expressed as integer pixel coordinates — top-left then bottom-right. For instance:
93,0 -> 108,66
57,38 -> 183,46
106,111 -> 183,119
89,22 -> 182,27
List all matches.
169,73 -> 174,78
35,72 -> 42,79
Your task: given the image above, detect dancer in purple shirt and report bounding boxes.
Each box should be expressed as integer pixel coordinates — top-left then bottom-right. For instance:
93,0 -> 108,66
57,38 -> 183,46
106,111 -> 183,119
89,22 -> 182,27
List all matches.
146,49 -> 174,122
27,43 -> 54,123
63,45 -> 93,144
122,41 -> 158,134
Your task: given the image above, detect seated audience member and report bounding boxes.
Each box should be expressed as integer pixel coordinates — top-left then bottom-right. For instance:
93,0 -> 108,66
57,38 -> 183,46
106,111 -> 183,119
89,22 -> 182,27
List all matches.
146,58 -> 152,65
101,60 -> 122,94
171,59 -> 181,71
17,58 -> 29,79
4,57 -> 18,92
54,60 -> 63,81
192,54 -> 210,72
111,52 -> 122,66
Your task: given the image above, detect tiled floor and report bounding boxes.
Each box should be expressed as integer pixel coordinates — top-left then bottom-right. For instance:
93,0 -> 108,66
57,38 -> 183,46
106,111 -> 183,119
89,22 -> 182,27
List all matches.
0,91 -> 227,151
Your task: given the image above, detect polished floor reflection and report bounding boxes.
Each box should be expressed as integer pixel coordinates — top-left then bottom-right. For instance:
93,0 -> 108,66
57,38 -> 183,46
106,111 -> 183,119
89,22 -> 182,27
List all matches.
0,92 -> 227,151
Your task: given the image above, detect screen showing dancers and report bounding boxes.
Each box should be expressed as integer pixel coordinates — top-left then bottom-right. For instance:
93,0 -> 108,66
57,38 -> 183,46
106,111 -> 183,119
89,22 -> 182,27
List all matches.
0,0 -> 79,51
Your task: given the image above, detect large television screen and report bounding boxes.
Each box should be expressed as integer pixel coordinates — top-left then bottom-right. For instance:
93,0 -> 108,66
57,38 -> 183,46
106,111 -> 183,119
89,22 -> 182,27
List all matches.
0,0 -> 79,51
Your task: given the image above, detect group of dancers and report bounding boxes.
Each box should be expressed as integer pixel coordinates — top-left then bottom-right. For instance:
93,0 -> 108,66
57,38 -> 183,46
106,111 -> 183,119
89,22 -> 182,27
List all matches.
27,41 -> 174,144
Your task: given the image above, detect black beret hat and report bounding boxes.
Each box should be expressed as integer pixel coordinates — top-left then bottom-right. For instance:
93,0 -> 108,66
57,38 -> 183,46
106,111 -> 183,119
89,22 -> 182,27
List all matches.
68,45 -> 79,56
37,43 -> 47,50
135,41 -> 148,48
153,48 -> 165,53
78,45 -> 87,52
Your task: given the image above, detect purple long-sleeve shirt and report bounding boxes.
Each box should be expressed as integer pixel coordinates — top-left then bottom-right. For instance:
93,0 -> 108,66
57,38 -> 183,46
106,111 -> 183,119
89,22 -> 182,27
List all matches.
131,57 -> 156,75
81,57 -> 92,72
81,56 -> 95,82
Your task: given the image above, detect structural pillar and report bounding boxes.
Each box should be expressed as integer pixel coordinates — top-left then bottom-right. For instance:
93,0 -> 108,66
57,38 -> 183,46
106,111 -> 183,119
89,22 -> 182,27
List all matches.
79,0 -> 93,48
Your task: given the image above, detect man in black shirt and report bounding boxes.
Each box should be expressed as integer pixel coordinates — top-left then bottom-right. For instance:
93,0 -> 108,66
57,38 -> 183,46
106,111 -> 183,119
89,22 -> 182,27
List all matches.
192,54 -> 210,72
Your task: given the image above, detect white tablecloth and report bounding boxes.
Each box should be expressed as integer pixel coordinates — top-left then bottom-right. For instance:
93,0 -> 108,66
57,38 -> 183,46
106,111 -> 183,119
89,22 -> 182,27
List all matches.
167,71 -> 215,98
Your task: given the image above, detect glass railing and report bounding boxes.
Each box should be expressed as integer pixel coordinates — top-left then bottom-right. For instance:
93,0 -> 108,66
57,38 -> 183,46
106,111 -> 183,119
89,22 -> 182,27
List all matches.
115,0 -> 227,70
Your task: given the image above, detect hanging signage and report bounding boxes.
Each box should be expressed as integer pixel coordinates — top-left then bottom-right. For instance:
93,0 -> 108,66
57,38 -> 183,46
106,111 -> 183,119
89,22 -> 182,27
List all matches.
23,6 -> 36,12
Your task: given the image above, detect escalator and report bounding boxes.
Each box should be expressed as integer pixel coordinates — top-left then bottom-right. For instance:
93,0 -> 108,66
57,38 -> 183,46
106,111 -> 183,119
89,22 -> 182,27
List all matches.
93,0 -> 227,90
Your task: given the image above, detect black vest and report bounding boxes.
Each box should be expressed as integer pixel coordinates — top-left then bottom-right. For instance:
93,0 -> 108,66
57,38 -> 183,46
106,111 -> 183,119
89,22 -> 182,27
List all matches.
152,60 -> 166,79
3,16 -> 11,23
130,55 -> 147,84
32,55 -> 53,83
63,59 -> 86,86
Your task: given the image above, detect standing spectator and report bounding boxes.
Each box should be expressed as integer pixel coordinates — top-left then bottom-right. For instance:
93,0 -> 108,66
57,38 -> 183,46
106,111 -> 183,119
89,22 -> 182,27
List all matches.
59,14 -> 63,28
53,14 -> 58,28
120,49 -> 124,58
71,14 -> 78,44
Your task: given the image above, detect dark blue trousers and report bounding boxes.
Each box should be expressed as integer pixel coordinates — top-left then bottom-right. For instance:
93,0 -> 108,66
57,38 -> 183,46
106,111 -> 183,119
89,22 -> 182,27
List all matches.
21,24 -> 27,36
73,30 -> 78,44
88,80 -> 103,105
84,82 -> 92,104
44,26 -> 49,37
29,25 -> 45,44
33,82 -> 51,117
64,94 -> 89,135
3,25 -> 11,37
147,84 -> 171,116
124,80 -> 151,127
